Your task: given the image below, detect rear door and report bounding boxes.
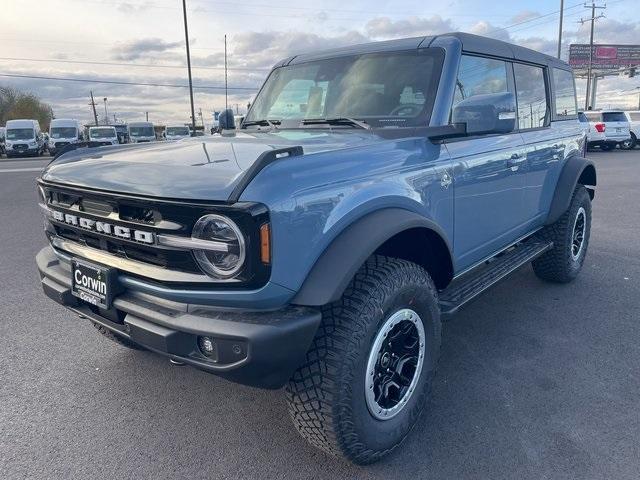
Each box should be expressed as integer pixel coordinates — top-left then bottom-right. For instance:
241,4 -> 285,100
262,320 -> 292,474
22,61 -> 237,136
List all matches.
447,55 -> 526,271
518,65 -> 579,225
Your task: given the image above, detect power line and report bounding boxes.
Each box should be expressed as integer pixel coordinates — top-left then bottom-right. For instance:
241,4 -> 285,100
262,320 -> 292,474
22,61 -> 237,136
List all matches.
481,1 -> 583,36
0,73 -> 260,91
0,56 -> 269,72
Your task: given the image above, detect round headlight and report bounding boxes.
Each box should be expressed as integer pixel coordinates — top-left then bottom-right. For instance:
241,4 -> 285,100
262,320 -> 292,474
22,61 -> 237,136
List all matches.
192,214 -> 245,278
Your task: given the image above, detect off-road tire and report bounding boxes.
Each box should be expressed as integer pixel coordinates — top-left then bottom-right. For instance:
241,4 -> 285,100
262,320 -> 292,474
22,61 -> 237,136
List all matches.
91,321 -> 144,350
532,185 -> 592,283
286,256 -> 441,464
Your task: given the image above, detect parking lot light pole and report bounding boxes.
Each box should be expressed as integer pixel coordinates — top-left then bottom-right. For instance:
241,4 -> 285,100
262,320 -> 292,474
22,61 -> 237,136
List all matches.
182,0 -> 197,135
103,98 -> 108,125
556,0 -> 564,59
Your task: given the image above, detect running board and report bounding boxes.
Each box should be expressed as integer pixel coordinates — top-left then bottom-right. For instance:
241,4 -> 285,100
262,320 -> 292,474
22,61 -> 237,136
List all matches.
439,241 -> 553,316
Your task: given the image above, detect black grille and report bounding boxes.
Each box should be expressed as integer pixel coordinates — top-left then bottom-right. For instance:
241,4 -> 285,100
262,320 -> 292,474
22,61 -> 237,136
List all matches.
41,182 -> 271,288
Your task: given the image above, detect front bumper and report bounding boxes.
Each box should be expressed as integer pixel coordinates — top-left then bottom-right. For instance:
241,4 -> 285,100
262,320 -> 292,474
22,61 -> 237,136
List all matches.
36,245 -> 321,389
7,146 -> 38,155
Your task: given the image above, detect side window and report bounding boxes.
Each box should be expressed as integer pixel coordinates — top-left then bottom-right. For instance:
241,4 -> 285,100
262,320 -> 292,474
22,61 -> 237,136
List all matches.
553,68 -> 578,117
452,55 -> 509,110
513,63 -> 549,130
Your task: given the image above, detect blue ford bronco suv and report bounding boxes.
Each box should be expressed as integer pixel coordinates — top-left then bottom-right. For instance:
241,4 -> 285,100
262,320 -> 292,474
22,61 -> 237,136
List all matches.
36,32 -> 595,464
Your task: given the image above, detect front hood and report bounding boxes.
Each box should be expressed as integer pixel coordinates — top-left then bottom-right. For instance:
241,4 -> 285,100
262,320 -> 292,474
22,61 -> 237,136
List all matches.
41,129 -> 384,201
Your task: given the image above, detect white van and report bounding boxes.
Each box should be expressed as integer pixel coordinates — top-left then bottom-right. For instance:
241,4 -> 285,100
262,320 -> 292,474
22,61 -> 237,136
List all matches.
4,119 -> 44,157
128,121 -> 156,143
88,126 -> 119,146
164,125 -> 191,141
48,118 -> 83,155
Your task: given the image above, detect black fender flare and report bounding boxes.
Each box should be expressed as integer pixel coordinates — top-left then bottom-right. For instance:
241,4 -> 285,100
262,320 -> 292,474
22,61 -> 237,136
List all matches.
546,155 -> 596,225
291,208 -> 453,306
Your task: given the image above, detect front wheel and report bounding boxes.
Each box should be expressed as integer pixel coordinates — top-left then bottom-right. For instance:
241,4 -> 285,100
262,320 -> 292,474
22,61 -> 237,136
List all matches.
286,256 -> 441,464
532,186 -> 592,283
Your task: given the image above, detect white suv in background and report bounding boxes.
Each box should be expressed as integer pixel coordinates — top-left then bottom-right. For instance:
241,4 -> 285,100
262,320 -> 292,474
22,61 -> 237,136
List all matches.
622,111 -> 639,149
583,110 -> 631,151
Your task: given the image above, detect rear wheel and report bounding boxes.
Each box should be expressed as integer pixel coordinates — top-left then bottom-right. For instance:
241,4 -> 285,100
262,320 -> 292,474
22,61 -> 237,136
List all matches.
620,133 -> 637,150
286,256 -> 441,464
532,186 -> 591,283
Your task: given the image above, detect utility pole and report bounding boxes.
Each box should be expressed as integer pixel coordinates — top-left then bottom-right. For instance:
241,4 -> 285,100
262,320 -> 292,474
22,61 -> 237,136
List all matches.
182,0 -> 196,135
103,97 -> 108,125
224,34 -> 228,112
581,2 -> 606,110
556,0 -> 564,59
145,111 -> 149,122
89,91 -> 99,126
198,108 -> 204,127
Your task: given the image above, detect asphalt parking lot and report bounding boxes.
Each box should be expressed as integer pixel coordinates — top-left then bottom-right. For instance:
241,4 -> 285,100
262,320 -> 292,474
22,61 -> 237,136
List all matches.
1,149 -> 639,479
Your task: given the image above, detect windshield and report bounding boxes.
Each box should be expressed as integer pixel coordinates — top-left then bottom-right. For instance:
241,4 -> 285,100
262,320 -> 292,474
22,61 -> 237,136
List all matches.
51,127 -> 77,138
130,126 -> 154,137
6,128 -> 35,140
244,50 -> 443,129
90,128 -> 116,139
166,127 -> 190,136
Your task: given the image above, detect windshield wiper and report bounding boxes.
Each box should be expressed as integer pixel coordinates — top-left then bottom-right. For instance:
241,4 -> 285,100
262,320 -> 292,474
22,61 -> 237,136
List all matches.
301,117 -> 371,130
241,119 -> 281,129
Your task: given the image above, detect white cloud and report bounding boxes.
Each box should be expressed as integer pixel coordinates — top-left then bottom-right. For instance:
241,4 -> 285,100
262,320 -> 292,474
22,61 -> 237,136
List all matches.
365,15 -> 454,39
111,38 -> 184,61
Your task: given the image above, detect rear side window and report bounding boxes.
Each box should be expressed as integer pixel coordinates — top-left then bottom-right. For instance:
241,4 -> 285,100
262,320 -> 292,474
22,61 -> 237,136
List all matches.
585,112 -> 602,122
602,112 -> 627,122
452,55 -> 509,109
578,112 -> 588,123
513,63 -> 549,130
629,112 -> 640,121
552,68 -> 577,117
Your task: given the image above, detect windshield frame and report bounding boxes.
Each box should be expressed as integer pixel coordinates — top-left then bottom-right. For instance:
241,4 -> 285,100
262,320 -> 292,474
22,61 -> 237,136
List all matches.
166,127 -> 190,136
129,126 -> 155,137
90,128 -> 117,139
51,127 -> 78,139
243,48 -> 444,130
6,128 -> 35,140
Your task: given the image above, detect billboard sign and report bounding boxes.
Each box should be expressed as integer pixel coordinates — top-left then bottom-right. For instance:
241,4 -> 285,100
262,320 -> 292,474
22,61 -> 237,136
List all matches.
569,44 -> 640,70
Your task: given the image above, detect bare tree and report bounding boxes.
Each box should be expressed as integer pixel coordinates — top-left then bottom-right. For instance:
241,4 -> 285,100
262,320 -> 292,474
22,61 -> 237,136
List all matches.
0,86 -> 54,129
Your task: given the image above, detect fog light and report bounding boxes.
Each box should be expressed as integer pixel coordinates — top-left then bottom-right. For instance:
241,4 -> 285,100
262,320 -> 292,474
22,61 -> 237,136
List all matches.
198,336 -> 216,357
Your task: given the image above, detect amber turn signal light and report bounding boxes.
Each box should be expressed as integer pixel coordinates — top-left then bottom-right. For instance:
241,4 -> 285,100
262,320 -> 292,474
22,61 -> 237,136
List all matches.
260,223 -> 271,264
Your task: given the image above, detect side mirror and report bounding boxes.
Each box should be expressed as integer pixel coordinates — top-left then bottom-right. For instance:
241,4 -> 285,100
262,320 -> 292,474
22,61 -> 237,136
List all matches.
219,109 -> 235,130
452,92 -> 516,136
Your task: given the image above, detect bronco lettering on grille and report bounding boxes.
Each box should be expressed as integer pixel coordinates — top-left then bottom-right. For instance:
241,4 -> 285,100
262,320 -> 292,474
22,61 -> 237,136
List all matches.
51,210 -> 155,244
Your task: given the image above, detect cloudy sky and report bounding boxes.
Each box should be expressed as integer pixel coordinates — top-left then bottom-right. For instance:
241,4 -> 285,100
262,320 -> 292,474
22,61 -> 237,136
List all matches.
1,0 -> 639,126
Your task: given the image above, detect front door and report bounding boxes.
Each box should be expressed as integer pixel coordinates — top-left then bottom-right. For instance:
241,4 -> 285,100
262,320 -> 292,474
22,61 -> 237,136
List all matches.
446,55 -> 527,272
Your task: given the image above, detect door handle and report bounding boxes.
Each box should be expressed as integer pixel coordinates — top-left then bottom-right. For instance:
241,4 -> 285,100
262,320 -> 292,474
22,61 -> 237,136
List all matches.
507,153 -> 526,168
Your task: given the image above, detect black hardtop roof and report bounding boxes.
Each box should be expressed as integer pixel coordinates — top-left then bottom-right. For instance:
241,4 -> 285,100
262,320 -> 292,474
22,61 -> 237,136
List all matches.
278,32 -> 570,71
